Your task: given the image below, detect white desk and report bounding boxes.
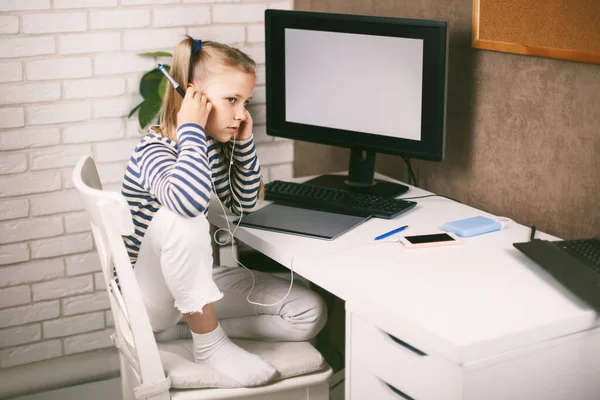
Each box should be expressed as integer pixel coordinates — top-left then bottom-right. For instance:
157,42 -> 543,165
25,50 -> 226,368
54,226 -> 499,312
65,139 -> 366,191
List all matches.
208,174 -> 600,400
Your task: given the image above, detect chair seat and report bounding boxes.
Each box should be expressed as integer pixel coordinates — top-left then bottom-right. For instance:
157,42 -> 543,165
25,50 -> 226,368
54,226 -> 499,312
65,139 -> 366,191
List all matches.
169,365 -> 333,400
158,339 -> 327,389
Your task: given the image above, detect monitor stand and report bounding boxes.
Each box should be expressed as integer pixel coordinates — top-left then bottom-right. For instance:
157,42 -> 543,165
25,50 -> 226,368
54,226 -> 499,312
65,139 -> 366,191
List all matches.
303,148 -> 409,198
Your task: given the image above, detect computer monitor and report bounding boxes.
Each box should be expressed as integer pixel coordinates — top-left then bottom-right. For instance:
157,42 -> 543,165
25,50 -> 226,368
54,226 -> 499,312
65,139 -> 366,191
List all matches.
265,10 -> 448,197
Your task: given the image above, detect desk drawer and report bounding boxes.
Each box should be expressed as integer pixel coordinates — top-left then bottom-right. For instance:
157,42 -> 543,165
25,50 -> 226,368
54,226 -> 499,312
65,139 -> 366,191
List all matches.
349,313 -> 462,400
349,357 -> 412,400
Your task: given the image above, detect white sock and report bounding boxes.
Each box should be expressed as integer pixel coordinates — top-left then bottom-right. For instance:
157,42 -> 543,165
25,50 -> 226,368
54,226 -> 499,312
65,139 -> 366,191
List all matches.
192,323 -> 278,386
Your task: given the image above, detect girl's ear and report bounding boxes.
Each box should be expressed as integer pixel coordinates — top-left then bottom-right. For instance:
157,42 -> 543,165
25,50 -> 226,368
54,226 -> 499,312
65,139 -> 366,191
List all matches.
187,82 -> 204,94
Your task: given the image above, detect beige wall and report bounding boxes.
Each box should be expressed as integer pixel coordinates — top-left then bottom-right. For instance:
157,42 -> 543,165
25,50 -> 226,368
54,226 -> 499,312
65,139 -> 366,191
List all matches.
293,0 -> 600,240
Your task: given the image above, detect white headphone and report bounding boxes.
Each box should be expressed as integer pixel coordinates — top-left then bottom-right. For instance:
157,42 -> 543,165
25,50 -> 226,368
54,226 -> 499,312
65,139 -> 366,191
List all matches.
210,135 -> 295,307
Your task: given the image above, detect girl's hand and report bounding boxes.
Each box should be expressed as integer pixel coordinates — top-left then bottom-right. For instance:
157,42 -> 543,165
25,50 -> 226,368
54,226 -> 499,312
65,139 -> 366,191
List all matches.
236,109 -> 253,141
177,87 -> 212,133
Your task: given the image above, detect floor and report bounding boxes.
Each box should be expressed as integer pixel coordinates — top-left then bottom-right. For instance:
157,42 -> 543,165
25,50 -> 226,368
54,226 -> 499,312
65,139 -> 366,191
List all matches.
12,378 -> 122,400
12,373 -> 345,400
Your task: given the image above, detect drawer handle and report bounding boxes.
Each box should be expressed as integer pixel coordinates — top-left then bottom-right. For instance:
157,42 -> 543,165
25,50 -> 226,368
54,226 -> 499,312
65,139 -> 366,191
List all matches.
387,333 -> 427,356
379,378 -> 416,400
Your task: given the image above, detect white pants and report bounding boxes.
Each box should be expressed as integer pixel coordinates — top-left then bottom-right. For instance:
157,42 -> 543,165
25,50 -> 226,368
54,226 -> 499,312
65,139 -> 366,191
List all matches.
134,207 -> 328,341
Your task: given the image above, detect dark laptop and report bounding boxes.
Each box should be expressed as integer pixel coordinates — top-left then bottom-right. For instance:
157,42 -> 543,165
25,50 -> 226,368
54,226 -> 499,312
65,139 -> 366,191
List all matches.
513,238 -> 600,311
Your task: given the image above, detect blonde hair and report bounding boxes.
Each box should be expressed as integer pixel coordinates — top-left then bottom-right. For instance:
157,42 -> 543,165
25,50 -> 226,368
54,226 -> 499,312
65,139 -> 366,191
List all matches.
157,36 -> 263,201
158,36 -> 256,141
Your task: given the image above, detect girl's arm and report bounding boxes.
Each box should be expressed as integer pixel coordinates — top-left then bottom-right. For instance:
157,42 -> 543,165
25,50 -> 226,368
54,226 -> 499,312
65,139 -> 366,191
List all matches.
210,136 -> 261,215
135,124 -> 213,217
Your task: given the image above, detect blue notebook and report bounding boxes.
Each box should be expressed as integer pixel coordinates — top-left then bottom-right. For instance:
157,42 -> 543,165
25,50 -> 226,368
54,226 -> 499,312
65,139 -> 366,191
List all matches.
443,216 -> 502,238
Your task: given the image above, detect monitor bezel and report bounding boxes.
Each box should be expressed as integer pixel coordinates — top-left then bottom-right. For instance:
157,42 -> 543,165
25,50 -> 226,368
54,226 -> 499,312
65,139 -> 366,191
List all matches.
265,10 -> 447,162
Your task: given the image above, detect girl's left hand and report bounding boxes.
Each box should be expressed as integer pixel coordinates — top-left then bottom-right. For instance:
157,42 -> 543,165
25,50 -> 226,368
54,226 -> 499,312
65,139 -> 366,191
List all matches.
236,109 -> 253,141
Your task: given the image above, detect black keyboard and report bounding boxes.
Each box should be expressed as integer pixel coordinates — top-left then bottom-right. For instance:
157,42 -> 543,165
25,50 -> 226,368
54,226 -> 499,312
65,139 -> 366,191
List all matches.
554,239 -> 600,272
513,238 -> 600,311
264,180 -> 417,219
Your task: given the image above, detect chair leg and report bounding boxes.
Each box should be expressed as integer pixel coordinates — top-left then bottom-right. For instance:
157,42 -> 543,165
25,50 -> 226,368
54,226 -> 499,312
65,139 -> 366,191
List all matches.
120,354 -> 138,400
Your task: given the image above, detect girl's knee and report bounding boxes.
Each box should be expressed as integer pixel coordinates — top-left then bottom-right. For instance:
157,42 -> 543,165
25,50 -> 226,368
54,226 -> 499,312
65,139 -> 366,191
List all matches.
161,207 -> 210,230
146,303 -> 182,333
156,207 -> 212,245
309,291 -> 328,336
283,289 -> 328,340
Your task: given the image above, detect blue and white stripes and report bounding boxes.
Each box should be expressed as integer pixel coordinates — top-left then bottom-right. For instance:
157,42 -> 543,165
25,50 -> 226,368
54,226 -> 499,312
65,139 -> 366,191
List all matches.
121,123 -> 261,265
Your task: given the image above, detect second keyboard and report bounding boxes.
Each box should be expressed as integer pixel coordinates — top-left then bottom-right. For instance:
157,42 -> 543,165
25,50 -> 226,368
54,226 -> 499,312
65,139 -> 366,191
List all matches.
264,180 -> 417,219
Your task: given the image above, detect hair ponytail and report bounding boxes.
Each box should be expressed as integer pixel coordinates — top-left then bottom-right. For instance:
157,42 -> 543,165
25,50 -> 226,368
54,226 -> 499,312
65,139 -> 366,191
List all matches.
157,36 -> 195,141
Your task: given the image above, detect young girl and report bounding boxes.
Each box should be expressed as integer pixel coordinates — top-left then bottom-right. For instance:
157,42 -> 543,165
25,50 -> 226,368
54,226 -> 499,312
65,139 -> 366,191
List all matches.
121,37 -> 327,386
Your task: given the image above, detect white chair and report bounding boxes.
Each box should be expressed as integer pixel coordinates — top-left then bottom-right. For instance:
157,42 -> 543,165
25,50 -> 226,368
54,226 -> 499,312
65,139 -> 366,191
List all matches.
72,155 -> 332,400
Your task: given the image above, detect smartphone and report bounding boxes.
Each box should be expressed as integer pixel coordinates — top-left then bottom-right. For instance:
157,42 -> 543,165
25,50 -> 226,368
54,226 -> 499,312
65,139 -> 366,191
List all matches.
398,232 -> 461,248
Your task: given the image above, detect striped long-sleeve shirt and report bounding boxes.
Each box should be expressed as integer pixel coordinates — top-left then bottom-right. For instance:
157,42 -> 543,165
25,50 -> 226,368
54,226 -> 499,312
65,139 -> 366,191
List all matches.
121,123 -> 261,266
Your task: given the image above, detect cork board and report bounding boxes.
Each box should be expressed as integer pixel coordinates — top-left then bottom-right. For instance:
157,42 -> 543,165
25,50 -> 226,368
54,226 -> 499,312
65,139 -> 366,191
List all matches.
472,0 -> 600,64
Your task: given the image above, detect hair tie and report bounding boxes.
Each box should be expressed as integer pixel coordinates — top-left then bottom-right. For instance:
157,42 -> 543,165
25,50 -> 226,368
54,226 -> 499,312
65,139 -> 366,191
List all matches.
191,39 -> 202,54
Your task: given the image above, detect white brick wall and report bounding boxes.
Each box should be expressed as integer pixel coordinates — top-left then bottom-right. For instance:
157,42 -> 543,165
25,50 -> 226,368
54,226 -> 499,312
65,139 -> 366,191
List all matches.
54,0 -> 118,8
27,102 -> 92,125
0,325 -> 42,348
22,13 -> 87,34
0,63 -> 22,83
0,0 -> 295,371
0,301 -> 60,329
152,7 -> 211,27
123,27 -> 186,51
0,16 -> 19,35
0,153 -> 27,174
26,58 -> 92,81
0,171 -> 61,197
0,199 -> 29,221
89,9 -> 151,29
213,3 -> 269,23
0,37 -> 55,58
0,1 -> 51,12
59,32 -> 121,55
0,82 -> 61,105
0,107 -> 24,128
0,340 -> 62,368
65,252 -> 101,276
0,216 -> 64,244
43,311 -> 104,338
63,328 -> 113,355
62,292 -> 110,316
64,212 -> 91,233
0,128 -> 60,150
62,119 -> 125,142
0,243 -> 30,266
0,285 -> 31,308
0,259 -> 65,287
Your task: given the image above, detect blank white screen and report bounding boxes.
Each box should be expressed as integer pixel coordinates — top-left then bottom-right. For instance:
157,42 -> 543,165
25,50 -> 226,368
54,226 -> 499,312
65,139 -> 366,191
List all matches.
285,28 -> 423,141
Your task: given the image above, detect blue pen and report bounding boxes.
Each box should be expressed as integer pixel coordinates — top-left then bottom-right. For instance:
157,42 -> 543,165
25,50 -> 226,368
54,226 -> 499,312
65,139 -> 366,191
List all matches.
374,225 -> 408,241
158,63 -> 185,98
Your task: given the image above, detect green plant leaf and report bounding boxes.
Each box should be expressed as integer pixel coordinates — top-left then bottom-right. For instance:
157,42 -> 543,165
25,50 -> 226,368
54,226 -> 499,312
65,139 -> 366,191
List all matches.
128,101 -> 143,118
158,76 -> 168,100
138,51 -> 173,58
138,95 -> 162,129
139,68 -> 163,99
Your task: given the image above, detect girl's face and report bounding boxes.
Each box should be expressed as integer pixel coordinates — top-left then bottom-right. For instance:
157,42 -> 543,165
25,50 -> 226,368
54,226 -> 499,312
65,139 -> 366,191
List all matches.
196,66 -> 255,143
